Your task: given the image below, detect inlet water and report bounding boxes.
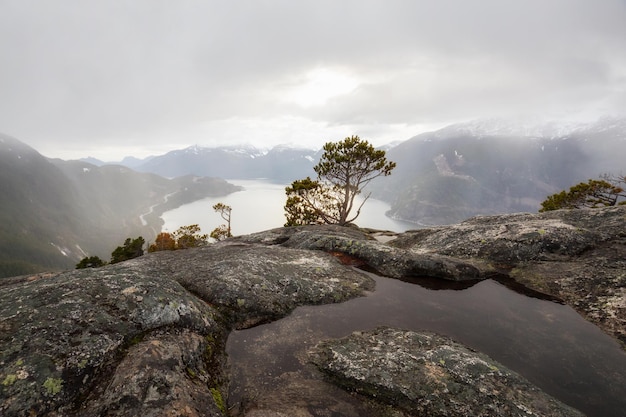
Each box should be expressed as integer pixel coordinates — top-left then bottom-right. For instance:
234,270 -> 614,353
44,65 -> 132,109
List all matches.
161,179 -> 415,236
226,271 -> 626,417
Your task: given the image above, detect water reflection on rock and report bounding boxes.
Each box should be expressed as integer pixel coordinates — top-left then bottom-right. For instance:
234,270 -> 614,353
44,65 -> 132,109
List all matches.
227,271 -> 626,417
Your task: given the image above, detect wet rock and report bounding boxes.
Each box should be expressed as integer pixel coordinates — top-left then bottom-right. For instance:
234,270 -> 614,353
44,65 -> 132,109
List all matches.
2,206 -> 624,415
0,241 -> 374,416
390,207 -> 626,264
238,225 -> 483,281
310,327 -> 585,417
153,241 -> 374,329
0,260 -> 222,417
390,206 -> 626,347
77,330 -> 225,417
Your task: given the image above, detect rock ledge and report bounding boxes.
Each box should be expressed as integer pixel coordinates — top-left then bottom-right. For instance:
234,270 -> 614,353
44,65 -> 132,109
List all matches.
311,327 -> 584,417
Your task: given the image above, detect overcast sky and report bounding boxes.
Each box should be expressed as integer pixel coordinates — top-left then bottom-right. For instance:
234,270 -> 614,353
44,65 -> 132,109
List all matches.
1,0 -> 625,160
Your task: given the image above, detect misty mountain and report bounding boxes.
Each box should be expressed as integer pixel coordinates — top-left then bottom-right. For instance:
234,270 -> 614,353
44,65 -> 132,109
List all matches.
130,144 -> 320,181
119,155 -> 156,169
80,155 -> 156,169
116,117 -> 626,226
0,134 -> 240,278
372,117 -> 626,225
5,116 -> 620,278
79,156 -> 107,166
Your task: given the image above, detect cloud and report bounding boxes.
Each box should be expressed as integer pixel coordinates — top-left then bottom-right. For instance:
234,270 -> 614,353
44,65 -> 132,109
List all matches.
0,0 -> 624,159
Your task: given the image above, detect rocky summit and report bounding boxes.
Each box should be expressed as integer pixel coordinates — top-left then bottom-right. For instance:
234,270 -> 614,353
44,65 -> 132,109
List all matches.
1,206 -> 625,416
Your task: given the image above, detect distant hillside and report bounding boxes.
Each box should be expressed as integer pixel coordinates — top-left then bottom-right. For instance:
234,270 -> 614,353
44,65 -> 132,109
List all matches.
131,144 -> 320,181
0,134 -> 85,276
372,117 -> 626,225
0,134 -> 240,278
112,118 -> 626,226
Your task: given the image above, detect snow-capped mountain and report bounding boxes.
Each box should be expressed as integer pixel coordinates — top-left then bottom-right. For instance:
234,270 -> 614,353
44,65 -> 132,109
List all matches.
130,144 -> 320,181
371,116 -> 626,225
566,117 -> 626,140
118,116 -> 625,225
430,116 -> 626,141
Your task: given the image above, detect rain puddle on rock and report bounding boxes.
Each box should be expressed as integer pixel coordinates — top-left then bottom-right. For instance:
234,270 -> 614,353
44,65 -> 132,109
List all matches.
226,271 -> 626,417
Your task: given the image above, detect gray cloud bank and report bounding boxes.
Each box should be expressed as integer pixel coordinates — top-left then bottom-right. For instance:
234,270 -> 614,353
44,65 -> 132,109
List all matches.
1,0 -> 624,159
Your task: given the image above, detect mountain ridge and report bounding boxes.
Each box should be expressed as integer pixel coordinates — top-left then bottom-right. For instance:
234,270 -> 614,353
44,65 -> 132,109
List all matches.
3,116 -> 625,275
129,143 -> 322,181
0,135 -> 240,278
77,116 -> 626,226
372,117 -> 626,225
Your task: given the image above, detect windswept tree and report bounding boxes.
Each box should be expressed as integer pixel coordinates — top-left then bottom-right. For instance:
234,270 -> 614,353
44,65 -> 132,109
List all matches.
110,236 -> 145,264
148,225 -> 209,251
210,225 -> 230,242
285,135 -> 396,226
172,224 -> 208,249
539,177 -> 625,212
76,255 -> 105,269
601,172 -> 626,195
148,232 -> 176,252
284,177 -> 339,226
210,203 -> 233,241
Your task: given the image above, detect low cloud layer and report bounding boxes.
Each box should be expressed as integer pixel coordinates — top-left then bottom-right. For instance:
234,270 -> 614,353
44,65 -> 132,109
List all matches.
1,0 -> 624,160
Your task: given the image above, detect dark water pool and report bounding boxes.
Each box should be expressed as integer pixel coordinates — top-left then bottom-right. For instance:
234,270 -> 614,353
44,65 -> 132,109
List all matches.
226,272 -> 626,416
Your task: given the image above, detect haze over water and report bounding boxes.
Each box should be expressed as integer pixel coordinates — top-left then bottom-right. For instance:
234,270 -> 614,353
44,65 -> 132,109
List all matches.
227,273 -> 626,417
161,179 -> 415,237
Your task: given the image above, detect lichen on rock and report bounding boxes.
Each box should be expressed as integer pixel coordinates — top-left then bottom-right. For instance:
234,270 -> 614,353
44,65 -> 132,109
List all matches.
0,238 -> 375,416
310,327 -> 585,417
1,206 -> 624,416
390,206 -> 626,347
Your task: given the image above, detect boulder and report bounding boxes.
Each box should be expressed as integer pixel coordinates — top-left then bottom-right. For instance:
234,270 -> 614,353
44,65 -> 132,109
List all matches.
311,327 -> 585,417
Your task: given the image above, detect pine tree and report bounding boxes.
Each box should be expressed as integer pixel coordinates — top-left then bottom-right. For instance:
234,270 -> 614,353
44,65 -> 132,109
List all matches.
285,136 -> 395,226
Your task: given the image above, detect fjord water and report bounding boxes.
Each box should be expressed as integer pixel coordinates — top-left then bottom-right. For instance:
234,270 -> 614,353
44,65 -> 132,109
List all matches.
161,179 -> 415,235
227,272 -> 626,417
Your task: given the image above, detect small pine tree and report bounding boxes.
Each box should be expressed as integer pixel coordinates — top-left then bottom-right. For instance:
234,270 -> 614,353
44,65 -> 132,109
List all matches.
210,224 -> 230,242
76,256 -> 105,269
285,136 -> 396,226
540,178 -> 625,212
110,236 -> 145,264
148,232 -> 176,252
211,203 -> 233,241
284,177 -> 339,226
172,224 -> 208,249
